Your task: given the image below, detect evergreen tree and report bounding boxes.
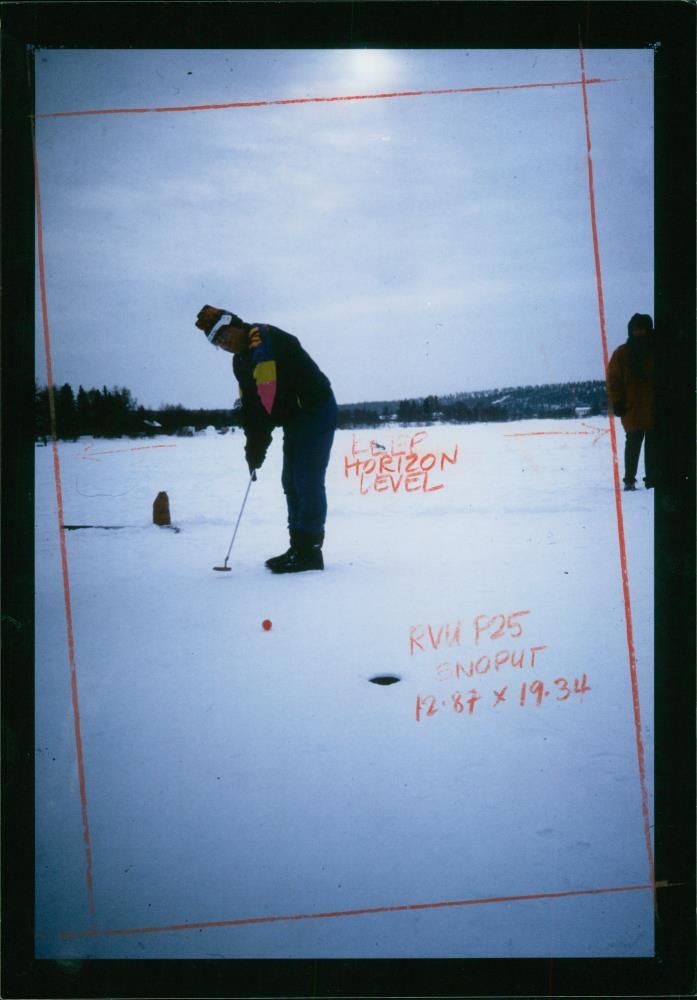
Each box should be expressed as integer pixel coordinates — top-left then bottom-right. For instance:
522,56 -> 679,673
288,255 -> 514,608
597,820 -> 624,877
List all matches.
76,385 -> 91,435
55,384 -> 78,439
35,381 -> 51,438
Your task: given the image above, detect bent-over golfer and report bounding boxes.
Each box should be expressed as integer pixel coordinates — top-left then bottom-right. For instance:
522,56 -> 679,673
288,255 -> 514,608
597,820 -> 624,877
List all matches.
195,306 -> 337,573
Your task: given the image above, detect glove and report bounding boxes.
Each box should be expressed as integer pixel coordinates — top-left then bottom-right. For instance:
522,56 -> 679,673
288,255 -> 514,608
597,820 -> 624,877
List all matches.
245,437 -> 268,475
612,402 -> 626,418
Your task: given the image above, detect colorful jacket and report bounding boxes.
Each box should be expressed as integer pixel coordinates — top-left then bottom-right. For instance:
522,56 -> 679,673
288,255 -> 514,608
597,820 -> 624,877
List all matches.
232,324 -> 333,465
607,338 -> 656,432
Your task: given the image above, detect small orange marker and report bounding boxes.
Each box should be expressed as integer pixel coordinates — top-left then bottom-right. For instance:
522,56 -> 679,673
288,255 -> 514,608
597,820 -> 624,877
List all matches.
262,619 -> 272,631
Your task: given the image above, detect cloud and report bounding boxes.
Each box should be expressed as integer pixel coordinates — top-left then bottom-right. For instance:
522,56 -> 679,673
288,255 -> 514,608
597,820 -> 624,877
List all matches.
35,49 -> 653,407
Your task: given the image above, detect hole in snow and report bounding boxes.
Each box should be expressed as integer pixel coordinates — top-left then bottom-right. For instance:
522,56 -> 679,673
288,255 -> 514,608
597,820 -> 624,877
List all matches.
369,674 -> 401,685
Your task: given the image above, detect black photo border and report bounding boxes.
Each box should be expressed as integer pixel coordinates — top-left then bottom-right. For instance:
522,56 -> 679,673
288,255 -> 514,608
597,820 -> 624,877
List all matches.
2,2 -> 694,997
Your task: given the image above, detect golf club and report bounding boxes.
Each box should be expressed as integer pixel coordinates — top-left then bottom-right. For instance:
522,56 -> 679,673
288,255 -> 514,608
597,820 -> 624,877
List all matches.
213,471 -> 256,572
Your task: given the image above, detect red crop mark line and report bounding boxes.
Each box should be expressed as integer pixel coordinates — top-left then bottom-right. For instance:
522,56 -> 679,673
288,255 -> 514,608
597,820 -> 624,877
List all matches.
58,882 -> 669,940
504,430 -> 608,440
579,42 -> 655,897
504,423 -> 609,444
82,443 -> 177,458
33,123 -> 97,927
35,60 -> 651,942
34,77 -> 622,119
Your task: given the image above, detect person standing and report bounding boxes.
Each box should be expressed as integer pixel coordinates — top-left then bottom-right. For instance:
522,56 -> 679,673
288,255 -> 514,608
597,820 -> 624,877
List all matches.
195,306 -> 337,572
607,312 -> 657,490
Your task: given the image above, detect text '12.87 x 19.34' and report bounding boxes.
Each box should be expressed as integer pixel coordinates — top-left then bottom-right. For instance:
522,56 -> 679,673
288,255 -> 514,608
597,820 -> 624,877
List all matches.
415,675 -> 591,722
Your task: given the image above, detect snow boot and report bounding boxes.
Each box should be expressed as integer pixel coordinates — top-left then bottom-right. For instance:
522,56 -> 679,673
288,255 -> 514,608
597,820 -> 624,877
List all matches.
265,540 -> 295,571
268,531 -> 324,573
623,482 -> 637,492
265,530 -> 305,570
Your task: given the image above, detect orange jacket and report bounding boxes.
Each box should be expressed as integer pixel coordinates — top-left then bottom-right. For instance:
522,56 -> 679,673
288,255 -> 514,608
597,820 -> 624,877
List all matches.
607,340 -> 656,432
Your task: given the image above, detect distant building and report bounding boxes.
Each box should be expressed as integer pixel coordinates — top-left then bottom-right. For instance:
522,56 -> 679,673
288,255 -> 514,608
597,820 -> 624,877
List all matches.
575,406 -> 592,418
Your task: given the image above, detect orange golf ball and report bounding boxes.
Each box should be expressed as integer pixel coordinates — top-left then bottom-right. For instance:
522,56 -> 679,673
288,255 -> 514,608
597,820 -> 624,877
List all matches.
262,619 -> 272,631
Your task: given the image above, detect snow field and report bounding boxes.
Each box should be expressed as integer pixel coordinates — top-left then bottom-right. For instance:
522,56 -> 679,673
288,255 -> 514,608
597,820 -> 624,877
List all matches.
35,418 -> 654,957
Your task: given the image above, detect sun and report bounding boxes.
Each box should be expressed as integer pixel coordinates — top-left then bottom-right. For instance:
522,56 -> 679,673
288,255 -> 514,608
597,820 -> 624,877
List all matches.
345,49 -> 399,89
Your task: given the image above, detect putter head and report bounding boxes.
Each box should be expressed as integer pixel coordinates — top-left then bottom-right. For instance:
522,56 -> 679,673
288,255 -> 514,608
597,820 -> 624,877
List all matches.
213,565 -> 232,572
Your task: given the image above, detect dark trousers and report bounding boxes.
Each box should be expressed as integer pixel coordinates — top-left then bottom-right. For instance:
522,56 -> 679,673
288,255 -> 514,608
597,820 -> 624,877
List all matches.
281,394 -> 337,537
624,429 -> 656,485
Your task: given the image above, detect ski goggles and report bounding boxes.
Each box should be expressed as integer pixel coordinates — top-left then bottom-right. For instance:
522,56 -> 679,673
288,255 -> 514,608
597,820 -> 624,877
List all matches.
206,313 -> 234,344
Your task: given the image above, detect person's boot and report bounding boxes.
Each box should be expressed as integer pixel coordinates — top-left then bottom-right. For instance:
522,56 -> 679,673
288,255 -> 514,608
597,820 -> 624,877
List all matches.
269,531 -> 324,573
623,480 -> 637,492
265,531 -> 298,571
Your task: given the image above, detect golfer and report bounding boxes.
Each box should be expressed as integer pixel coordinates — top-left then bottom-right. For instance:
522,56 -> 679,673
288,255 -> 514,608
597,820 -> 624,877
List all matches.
196,306 -> 337,573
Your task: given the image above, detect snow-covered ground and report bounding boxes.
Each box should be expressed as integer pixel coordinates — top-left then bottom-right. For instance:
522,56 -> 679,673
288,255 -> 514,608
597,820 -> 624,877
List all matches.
35,417 -> 654,958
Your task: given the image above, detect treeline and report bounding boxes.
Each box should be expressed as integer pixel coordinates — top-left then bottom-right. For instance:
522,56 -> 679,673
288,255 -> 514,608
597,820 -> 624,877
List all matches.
35,383 -> 142,440
341,380 -> 609,427
35,379 -> 609,440
35,382 -> 241,440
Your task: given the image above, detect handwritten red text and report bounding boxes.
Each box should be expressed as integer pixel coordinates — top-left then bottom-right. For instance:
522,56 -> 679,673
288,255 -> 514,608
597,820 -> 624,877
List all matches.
434,645 -> 548,681
344,431 -> 459,495
415,675 -> 591,721
410,610 -> 531,655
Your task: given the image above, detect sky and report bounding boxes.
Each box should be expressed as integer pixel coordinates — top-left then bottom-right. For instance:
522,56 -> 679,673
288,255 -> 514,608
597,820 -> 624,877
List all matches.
34,48 -> 654,410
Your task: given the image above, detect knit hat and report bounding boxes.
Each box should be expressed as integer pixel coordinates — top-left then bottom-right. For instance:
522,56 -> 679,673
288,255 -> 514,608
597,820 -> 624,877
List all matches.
627,313 -> 654,335
195,305 -> 244,343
